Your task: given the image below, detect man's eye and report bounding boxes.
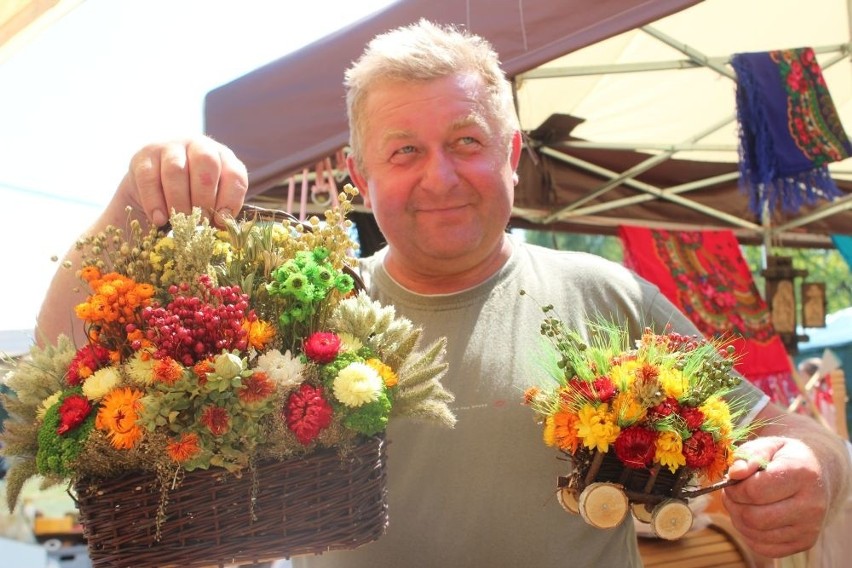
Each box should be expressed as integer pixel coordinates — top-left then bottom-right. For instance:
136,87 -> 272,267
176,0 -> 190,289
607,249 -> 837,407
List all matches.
395,145 -> 416,155
458,136 -> 477,145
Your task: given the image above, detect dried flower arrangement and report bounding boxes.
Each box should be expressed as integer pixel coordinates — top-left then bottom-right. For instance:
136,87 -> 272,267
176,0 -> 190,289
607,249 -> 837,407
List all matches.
0,186 -> 455,563
521,297 -> 757,539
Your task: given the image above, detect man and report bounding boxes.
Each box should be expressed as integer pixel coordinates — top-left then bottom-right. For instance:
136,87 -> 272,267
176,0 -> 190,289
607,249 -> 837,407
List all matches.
38,20 -> 849,567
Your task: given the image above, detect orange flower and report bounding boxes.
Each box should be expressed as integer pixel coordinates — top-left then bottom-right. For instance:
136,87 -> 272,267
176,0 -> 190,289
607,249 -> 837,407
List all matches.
153,357 -> 184,385
243,319 -> 275,351
522,386 -> 540,405
79,265 -> 101,283
703,438 -> 734,483
167,433 -> 202,463
239,371 -> 275,404
552,409 -> 580,453
192,358 -> 215,385
96,387 -> 144,450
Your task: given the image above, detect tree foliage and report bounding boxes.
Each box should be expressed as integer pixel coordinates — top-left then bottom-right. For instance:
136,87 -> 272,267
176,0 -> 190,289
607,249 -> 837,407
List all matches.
517,229 -> 851,315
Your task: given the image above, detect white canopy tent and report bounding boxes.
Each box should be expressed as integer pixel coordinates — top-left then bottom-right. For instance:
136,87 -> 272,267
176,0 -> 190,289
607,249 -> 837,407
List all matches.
205,0 -> 852,247
512,0 -> 852,245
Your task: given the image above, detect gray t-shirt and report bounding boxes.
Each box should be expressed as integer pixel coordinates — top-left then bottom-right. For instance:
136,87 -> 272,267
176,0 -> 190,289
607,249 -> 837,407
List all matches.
292,236 -> 766,567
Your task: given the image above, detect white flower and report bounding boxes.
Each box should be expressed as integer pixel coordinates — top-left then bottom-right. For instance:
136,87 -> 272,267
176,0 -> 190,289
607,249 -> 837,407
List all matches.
333,362 -> 383,407
256,349 -> 305,388
124,348 -> 156,386
337,332 -> 363,353
82,367 -> 122,401
214,352 -> 245,379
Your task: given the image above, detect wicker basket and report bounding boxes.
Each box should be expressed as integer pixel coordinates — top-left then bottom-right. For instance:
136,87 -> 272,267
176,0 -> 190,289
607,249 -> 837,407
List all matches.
73,435 -> 388,568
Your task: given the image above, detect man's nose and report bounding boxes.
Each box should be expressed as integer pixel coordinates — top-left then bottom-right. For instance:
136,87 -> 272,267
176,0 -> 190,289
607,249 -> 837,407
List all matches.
421,149 -> 459,192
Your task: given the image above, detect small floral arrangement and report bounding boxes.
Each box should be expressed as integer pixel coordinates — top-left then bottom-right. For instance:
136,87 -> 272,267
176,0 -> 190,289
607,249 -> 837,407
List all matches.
1,186 -> 455,511
522,299 -> 753,486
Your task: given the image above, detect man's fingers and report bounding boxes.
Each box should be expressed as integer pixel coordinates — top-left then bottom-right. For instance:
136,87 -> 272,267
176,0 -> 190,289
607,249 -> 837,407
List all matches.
214,144 -> 249,221
186,137 -> 224,218
126,137 -> 248,228
158,141 -> 192,217
129,145 -> 168,226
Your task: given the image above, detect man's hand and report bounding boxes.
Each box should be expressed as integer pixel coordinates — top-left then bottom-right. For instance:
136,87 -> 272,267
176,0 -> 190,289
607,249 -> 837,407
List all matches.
114,136 -> 248,227
722,405 -> 850,558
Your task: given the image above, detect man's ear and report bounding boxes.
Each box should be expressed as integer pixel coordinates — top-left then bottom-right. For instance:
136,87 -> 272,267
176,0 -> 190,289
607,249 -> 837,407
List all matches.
510,130 -> 522,170
347,155 -> 372,209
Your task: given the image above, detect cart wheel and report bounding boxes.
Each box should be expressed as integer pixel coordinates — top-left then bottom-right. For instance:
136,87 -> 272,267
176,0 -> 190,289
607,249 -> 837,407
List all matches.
557,486 -> 580,514
650,499 -> 693,540
578,482 -> 628,529
631,502 -> 653,523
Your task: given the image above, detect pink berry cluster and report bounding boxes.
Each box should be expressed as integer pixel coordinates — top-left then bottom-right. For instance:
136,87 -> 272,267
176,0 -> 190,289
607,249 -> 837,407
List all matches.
139,275 -> 256,365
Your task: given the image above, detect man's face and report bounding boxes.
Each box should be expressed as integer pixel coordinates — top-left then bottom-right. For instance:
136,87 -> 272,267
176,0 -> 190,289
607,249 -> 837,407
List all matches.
349,73 -> 520,279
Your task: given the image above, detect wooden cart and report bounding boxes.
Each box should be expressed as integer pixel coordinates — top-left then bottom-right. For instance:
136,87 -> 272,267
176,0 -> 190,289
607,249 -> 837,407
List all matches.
556,449 -> 737,540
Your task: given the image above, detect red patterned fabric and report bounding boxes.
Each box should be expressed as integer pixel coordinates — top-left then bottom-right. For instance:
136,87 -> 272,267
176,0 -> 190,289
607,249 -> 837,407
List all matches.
618,226 -> 797,405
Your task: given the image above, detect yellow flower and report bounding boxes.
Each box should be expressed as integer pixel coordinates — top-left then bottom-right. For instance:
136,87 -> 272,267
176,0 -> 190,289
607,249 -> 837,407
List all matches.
37,392 -> 62,420
655,430 -> 686,473
82,366 -> 122,401
609,359 -> 640,390
576,403 -> 620,453
700,395 -> 733,438
366,358 -> 398,388
149,237 -> 174,270
333,362 -> 383,407
543,415 -> 557,447
611,391 -> 645,426
658,366 -> 687,399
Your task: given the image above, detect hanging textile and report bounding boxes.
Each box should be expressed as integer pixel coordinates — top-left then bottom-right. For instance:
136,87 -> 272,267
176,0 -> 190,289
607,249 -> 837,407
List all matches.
831,234 -> 852,270
619,226 -> 798,405
731,47 -> 852,215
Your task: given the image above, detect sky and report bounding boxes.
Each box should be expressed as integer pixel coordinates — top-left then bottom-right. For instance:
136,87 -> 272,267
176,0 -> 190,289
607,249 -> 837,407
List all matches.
0,0 -> 395,337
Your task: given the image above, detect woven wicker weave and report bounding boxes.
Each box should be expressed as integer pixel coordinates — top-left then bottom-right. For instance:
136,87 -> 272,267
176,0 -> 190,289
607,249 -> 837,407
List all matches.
74,435 -> 388,568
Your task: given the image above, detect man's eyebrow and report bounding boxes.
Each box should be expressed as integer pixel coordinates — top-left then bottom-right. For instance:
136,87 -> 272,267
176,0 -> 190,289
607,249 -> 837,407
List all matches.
451,113 -> 494,138
451,114 -> 487,131
379,129 -> 413,146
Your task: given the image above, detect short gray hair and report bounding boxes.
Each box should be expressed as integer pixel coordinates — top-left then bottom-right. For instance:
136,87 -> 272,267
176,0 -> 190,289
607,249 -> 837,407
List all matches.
344,19 -> 518,172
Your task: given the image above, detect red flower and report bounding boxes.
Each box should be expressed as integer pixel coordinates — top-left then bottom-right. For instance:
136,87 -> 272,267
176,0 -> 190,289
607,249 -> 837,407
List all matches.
683,430 -> 716,469
303,332 -> 341,363
239,371 -> 275,404
614,426 -> 658,469
679,406 -> 705,431
568,376 -> 615,403
649,396 -> 680,421
66,344 -> 112,386
286,384 -> 334,445
201,405 -> 231,436
57,394 -> 93,435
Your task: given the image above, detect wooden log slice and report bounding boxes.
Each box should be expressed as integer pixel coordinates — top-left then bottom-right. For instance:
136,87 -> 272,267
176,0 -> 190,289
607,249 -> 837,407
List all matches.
557,486 -> 580,514
650,499 -> 694,540
578,482 -> 629,529
631,501 -> 654,523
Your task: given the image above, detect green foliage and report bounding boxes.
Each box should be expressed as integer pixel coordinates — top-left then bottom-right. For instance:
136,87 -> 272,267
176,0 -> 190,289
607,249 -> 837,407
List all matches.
517,229 -> 624,263
741,245 -> 852,315
36,394 -> 96,477
343,392 -> 392,436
